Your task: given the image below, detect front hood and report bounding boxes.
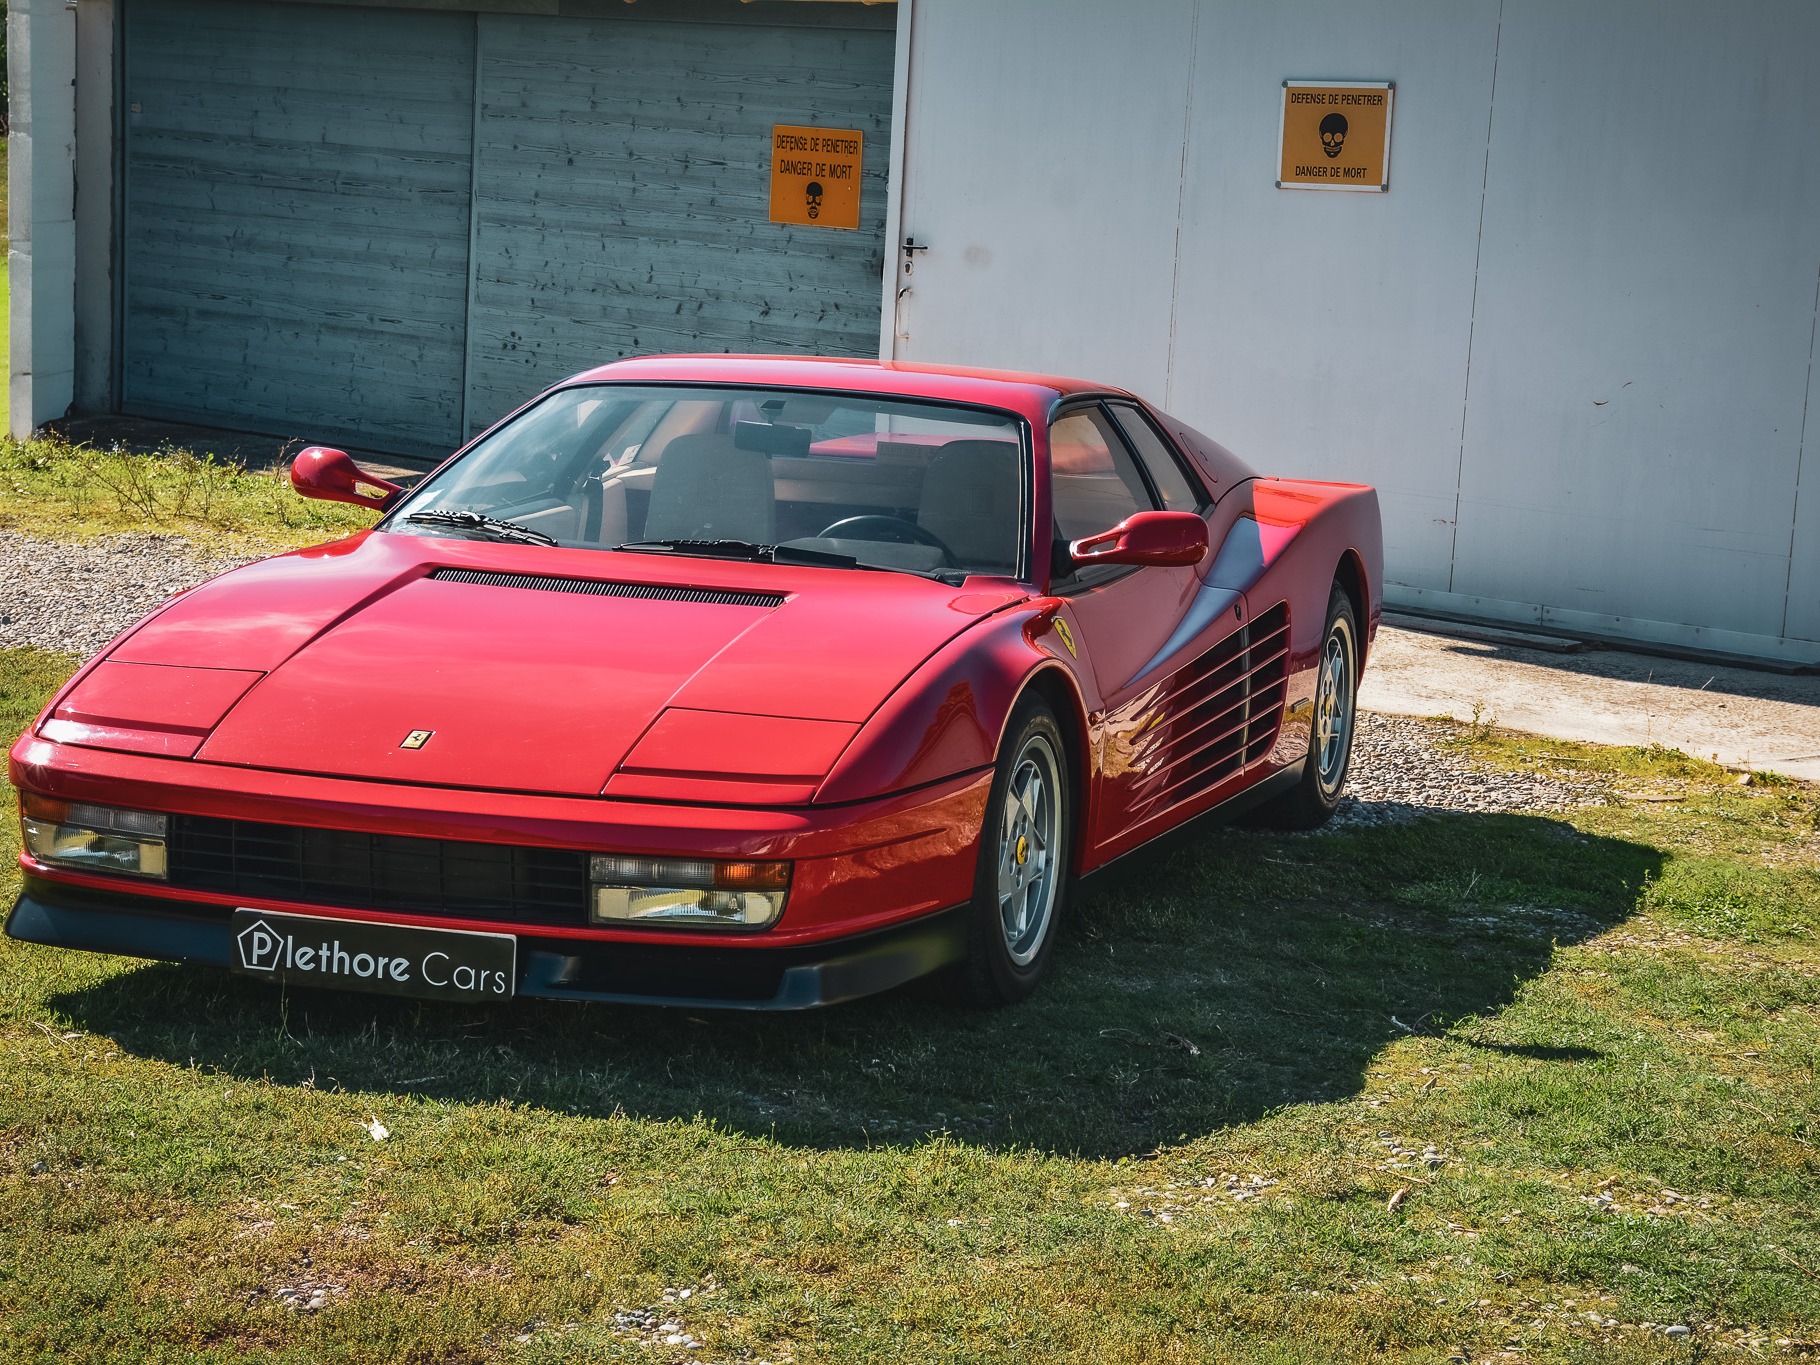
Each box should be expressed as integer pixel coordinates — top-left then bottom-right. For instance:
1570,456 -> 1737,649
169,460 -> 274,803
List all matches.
93,533 -> 1021,797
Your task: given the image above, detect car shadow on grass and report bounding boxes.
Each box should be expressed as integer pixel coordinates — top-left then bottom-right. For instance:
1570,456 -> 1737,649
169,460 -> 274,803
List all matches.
49,809 -> 1660,1159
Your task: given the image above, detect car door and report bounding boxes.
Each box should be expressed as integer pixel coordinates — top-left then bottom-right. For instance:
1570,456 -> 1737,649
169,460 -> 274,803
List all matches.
1049,402 -> 1273,859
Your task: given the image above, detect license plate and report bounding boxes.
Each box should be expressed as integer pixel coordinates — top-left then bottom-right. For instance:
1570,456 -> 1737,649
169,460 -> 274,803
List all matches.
229,909 -> 515,1002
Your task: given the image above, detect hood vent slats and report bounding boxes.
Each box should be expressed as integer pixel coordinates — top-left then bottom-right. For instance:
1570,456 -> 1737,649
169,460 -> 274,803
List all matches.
430,568 -> 784,609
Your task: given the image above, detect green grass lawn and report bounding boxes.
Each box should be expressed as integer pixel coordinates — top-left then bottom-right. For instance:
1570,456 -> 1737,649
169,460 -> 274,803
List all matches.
1,643 -> 1816,1363
0,433 -> 377,551
3,134 -> 11,435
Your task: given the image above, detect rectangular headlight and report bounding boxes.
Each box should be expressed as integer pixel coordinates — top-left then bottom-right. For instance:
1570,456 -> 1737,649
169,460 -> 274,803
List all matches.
589,854 -> 789,929
20,793 -> 169,880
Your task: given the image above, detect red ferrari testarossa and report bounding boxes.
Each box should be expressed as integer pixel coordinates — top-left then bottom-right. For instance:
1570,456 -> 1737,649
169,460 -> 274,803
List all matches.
9,356 -> 1381,1008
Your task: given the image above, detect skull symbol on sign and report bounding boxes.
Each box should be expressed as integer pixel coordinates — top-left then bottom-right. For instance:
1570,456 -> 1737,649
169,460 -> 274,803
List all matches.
1319,112 -> 1348,159
805,181 -> 824,221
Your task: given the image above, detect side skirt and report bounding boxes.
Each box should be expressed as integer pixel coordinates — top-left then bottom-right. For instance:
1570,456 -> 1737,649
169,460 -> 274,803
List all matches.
1077,758 -> 1305,897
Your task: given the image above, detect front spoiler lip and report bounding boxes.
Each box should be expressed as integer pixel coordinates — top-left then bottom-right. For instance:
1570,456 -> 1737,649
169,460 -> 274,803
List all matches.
6,875 -> 969,1011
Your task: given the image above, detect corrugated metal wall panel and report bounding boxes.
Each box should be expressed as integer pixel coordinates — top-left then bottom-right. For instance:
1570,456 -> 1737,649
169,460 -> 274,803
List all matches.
463,14 -> 894,435
123,0 -> 476,456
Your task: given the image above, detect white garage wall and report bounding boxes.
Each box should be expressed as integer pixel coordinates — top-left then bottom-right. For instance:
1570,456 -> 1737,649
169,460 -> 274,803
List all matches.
893,0 -> 1820,664
1167,1 -> 1498,595
892,0 -> 1195,393
1439,0 -> 1820,659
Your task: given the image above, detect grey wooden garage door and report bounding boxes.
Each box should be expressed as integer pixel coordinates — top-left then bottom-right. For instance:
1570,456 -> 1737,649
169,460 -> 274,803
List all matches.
123,0 -> 477,456
463,13 -> 896,436
121,1 -> 895,455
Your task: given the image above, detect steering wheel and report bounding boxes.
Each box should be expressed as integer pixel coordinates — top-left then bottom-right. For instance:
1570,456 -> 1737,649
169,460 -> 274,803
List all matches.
815,514 -> 961,569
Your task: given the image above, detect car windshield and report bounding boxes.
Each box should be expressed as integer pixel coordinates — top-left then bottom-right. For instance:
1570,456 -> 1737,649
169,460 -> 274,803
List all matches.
386,385 -> 1028,581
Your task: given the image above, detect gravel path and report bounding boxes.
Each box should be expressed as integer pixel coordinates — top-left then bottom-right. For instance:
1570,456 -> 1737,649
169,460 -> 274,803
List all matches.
1327,712 -> 1607,829
0,532 -> 1607,821
0,530 -> 257,658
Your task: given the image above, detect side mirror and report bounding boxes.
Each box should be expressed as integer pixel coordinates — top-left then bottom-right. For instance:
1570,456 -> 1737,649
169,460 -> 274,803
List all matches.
1069,509 -> 1208,568
290,446 -> 403,510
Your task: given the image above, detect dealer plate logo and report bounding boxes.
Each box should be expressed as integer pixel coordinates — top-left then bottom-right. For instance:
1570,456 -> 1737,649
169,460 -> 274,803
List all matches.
236,917 -> 286,972
230,909 -> 515,1002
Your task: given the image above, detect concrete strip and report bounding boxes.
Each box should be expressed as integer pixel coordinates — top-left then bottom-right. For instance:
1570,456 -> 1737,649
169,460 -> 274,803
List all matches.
1381,610 -> 1584,654
1361,623 -> 1820,782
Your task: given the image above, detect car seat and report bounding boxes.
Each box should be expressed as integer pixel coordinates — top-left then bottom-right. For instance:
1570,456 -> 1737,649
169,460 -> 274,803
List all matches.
642,434 -> 776,543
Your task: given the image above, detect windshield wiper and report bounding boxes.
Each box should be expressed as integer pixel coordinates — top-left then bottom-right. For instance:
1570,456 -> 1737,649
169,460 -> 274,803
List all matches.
614,538 -> 859,568
403,509 -> 556,546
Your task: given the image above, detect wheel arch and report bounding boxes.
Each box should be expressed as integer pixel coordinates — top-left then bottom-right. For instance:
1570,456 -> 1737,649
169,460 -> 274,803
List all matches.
1011,663 -> 1093,876
1333,547 -> 1370,668
814,610 -> 1092,808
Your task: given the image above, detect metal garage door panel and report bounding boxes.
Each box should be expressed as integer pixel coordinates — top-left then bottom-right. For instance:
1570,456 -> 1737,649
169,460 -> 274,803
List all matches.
465,14 -> 894,436
124,0 -> 475,457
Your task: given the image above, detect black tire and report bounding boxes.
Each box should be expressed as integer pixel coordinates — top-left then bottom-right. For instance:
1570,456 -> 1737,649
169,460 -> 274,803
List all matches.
952,698 -> 1074,1006
1251,585 -> 1359,830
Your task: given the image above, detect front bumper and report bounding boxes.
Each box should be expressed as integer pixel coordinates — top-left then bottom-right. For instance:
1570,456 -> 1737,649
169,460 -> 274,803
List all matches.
9,732 -> 993,945
8,873 -> 970,1009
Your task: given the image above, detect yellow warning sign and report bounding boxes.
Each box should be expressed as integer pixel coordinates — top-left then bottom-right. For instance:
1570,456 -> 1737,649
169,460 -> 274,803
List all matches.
1278,81 -> 1394,192
770,125 -> 863,230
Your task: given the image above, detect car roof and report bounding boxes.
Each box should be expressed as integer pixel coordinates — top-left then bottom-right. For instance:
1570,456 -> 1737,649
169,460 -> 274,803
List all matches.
561,354 -> 1132,422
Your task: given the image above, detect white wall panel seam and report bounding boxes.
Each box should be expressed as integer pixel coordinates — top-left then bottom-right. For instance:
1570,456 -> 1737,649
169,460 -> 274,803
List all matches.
1161,0 -> 1201,412
1784,260 -> 1820,639
1445,0 -> 1502,596
878,0 -> 913,359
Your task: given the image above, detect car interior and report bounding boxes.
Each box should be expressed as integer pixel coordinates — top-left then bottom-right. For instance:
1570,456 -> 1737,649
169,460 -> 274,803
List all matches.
394,387 -> 1028,578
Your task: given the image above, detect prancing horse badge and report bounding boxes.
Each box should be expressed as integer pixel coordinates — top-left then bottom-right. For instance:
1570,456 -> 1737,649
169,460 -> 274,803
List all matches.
400,730 -> 434,750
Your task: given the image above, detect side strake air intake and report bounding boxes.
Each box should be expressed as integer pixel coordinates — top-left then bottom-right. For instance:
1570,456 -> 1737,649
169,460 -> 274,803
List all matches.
1125,602 -> 1292,818
430,568 -> 784,609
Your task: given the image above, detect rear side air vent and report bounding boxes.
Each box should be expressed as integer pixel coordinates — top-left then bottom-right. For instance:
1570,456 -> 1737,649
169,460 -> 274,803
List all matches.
1124,601 -> 1292,820
430,568 -> 784,609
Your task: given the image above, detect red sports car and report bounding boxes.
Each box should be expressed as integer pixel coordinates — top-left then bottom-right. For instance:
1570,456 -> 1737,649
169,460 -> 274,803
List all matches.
9,357 -> 1381,1008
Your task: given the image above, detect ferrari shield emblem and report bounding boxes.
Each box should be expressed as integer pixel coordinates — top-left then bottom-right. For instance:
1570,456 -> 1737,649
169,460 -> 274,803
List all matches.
1052,618 -> 1078,658
400,730 -> 434,750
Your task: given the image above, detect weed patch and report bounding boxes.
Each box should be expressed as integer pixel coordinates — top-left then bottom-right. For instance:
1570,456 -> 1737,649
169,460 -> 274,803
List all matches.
0,435 -> 376,551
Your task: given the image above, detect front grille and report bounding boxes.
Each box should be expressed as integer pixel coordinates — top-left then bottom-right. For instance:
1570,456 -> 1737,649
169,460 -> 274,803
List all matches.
167,815 -> 588,927
430,568 -> 784,609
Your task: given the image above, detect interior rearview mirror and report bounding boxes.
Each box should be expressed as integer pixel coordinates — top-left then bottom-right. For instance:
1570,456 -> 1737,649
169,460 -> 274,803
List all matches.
733,420 -> 813,457
1068,510 -> 1209,569
290,446 -> 403,510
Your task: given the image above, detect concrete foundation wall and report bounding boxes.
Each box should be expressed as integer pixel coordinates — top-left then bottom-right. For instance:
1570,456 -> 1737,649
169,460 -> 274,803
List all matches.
9,0 -> 79,436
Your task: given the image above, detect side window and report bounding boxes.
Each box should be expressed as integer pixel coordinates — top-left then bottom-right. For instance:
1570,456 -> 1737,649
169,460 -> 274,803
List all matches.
1108,403 -> 1207,511
1049,408 -> 1157,542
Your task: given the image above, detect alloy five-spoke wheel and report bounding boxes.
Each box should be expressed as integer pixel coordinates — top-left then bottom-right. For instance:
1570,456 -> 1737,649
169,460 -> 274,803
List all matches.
1251,583 -> 1359,830
1313,620 -> 1355,801
957,699 -> 1074,1005
997,730 -> 1063,967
